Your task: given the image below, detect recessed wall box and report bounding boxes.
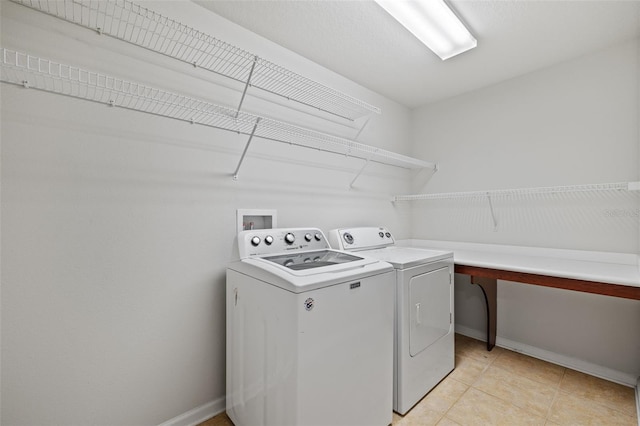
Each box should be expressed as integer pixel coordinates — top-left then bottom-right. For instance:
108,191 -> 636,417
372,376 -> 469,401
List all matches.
237,209 -> 277,234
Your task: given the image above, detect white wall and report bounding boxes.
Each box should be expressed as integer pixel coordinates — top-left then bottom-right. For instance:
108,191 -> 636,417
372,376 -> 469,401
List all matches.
411,39 -> 640,383
0,1 -> 414,425
3,1 -> 639,423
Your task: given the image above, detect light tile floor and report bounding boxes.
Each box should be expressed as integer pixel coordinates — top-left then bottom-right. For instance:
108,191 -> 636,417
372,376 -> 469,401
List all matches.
201,334 -> 638,426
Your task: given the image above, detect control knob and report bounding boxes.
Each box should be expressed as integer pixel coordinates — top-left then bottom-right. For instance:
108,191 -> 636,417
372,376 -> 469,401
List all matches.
264,235 -> 274,245
250,236 -> 261,246
284,233 -> 296,244
304,233 -> 312,242
314,233 -> 322,241
343,232 -> 354,245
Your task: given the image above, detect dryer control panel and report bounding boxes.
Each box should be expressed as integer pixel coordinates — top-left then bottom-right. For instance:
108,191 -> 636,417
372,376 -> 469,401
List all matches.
328,227 -> 395,251
238,228 -> 329,258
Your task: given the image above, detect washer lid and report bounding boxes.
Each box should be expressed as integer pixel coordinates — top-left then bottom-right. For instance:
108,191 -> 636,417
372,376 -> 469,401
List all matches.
228,251 -> 393,293
262,250 -> 363,271
359,246 -> 452,269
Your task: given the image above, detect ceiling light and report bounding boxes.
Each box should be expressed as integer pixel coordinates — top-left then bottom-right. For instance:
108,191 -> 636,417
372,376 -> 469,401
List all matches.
375,0 -> 477,60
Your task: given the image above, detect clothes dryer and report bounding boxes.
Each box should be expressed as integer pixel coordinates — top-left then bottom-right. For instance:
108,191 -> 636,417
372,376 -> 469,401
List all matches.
227,228 -> 395,426
328,227 -> 454,415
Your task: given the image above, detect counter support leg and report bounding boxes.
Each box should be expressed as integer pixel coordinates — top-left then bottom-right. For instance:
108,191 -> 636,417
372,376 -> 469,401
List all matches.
471,276 -> 497,351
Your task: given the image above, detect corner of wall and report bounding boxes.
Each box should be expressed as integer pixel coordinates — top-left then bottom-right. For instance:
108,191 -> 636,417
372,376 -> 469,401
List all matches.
636,376 -> 640,425
637,36 -> 640,266
637,36 -> 640,271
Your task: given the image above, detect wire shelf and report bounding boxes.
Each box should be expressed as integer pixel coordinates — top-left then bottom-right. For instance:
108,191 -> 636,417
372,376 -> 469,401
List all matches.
9,0 -> 381,121
393,182 -> 640,202
1,48 -> 433,172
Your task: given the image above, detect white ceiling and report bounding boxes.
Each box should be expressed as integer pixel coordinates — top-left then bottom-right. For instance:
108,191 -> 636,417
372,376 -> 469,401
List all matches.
195,0 -> 640,109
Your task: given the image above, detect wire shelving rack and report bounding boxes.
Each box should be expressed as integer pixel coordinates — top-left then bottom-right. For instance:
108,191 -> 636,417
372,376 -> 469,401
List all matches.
393,182 -> 640,231
393,182 -> 640,202
1,48 -> 435,181
9,0 -> 381,121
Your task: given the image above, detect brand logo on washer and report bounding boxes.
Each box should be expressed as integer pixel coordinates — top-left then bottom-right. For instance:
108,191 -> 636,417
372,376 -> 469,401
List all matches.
304,298 -> 314,311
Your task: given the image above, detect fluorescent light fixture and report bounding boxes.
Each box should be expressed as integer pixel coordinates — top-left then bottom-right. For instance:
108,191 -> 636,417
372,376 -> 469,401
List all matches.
375,0 -> 477,60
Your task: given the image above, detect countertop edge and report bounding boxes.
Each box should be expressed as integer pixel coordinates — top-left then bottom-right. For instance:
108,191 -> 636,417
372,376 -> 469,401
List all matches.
398,239 -> 640,288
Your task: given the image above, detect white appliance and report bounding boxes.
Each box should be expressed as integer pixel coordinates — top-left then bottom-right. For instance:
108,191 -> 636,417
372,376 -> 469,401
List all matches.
328,227 -> 454,415
226,228 -> 395,426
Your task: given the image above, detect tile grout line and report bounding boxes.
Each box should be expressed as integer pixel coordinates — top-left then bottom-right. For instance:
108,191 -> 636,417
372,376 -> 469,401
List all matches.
544,367 -> 566,423
439,377 -> 472,425
472,347 -> 571,422
551,387 -> 638,423
489,353 -> 566,389
561,371 -> 638,420
439,338 -> 494,424
451,336 -> 638,424
449,347 -> 510,421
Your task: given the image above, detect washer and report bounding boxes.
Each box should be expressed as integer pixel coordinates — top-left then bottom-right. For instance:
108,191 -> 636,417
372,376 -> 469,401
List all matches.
328,227 -> 454,415
226,228 -> 395,426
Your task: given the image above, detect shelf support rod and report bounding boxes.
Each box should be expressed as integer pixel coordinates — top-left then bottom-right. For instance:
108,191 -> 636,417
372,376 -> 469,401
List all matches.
349,157 -> 371,188
236,56 -> 258,118
486,192 -> 498,231
233,117 -> 261,180
354,117 -> 370,141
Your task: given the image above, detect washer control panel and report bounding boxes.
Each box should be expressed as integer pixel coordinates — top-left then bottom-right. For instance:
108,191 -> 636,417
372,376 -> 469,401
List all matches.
238,228 -> 329,258
327,227 -> 395,251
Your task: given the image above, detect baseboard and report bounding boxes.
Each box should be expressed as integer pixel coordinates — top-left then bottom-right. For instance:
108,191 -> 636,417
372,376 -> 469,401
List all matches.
454,325 -> 637,387
158,397 -> 225,426
455,325 -> 485,342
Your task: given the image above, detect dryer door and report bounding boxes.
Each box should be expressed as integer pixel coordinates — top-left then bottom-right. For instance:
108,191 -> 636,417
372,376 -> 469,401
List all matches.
409,266 -> 452,357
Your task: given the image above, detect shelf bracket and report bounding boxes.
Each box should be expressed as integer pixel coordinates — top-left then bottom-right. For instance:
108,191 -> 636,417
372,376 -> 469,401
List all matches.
349,157 -> 371,188
354,117 -> 370,141
232,117 -> 261,180
236,56 -> 258,118
486,192 -> 498,231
